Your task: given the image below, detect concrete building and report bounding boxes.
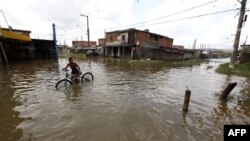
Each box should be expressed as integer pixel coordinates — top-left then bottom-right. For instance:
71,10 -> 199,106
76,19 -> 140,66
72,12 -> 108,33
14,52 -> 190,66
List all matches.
103,28 -> 173,58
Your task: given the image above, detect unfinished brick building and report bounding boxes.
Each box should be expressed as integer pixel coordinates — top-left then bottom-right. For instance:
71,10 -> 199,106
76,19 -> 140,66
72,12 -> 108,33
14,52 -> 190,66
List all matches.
103,28 -> 173,58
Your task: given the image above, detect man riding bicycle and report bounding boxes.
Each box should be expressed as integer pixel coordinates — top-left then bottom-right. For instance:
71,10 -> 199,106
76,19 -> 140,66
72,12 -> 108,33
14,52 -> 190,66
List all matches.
63,57 -> 81,82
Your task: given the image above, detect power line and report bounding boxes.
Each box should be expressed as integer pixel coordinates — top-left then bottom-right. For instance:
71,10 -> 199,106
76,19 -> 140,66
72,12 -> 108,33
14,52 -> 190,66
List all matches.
59,8 -> 240,43
125,8 -> 240,29
55,25 -> 66,32
106,0 -> 218,30
58,31 -> 83,36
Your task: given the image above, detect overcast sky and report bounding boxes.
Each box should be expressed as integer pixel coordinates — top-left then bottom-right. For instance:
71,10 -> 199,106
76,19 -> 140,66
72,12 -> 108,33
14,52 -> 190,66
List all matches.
0,0 -> 249,49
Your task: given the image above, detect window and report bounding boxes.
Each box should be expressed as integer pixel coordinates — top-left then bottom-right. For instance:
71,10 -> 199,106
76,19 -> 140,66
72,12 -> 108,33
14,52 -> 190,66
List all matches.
122,35 -> 125,41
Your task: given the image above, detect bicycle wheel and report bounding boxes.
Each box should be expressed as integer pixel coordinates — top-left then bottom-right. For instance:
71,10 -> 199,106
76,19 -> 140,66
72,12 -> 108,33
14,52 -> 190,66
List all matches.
81,72 -> 94,82
55,79 -> 73,89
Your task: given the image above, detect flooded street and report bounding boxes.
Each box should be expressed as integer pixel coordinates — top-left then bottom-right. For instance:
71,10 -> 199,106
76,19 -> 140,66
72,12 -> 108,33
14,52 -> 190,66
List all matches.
0,58 -> 250,141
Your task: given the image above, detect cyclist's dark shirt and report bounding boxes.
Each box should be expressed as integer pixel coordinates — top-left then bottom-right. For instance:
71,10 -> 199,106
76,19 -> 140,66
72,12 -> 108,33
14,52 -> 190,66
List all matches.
68,62 -> 79,74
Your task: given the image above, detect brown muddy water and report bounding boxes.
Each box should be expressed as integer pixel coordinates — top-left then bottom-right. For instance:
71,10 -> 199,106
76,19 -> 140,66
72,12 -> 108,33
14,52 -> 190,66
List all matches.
0,58 -> 249,141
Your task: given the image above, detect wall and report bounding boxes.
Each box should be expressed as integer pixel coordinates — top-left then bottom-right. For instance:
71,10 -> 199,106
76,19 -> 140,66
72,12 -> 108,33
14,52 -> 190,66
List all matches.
140,48 -> 194,61
1,47 -> 36,61
0,52 -> 3,63
123,47 -> 132,58
106,32 -> 119,43
128,30 -> 136,44
135,31 -> 149,46
32,39 -> 55,59
98,38 -> 105,46
117,33 -> 128,43
72,41 -> 96,48
135,30 -> 173,48
239,46 -> 250,63
163,37 -> 173,48
0,38 -> 35,62
105,32 -> 129,46
183,51 -> 194,60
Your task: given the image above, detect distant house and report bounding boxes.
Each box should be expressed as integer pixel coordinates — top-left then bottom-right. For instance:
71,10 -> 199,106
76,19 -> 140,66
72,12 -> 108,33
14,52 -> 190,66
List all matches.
98,38 -> 105,46
58,44 -> 69,54
173,45 -> 184,50
72,40 -> 97,53
103,28 -> 173,58
239,44 -> 250,63
211,49 -> 224,58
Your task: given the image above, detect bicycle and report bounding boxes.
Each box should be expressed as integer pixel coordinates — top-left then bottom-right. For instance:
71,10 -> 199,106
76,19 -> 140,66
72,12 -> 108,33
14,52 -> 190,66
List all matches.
55,69 -> 94,88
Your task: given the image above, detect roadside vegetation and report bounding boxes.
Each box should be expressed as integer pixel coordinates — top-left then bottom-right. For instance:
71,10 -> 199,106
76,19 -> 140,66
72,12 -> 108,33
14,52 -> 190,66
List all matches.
216,62 -> 250,78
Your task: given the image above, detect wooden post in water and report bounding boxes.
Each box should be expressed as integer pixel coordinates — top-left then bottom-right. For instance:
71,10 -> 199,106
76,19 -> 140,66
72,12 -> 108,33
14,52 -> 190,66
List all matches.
220,82 -> 237,99
183,89 -> 191,112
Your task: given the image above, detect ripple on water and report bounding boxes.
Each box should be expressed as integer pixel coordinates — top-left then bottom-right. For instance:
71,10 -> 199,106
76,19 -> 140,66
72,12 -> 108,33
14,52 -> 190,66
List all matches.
1,58 -> 250,141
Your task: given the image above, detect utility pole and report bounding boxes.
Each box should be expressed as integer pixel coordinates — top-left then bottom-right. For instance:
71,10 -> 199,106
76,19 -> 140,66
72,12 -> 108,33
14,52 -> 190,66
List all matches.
230,0 -> 247,68
80,14 -> 90,52
52,23 -> 58,59
80,35 -> 83,53
87,16 -> 90,51
192,39 -> 197,50
243,35 -> 248,45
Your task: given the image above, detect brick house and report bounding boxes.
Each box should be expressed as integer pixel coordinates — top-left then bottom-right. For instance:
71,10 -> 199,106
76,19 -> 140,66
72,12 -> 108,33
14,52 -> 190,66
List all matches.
103,28 -> 173,58
98,38 -> 105,46
72,41 -> 96,52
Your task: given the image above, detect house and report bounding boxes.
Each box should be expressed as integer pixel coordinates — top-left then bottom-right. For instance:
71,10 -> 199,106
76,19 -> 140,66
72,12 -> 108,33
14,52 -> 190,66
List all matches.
211,49 -> 225,58
72,40 -> 96,53
173,45 -> 184,50
96,38 -> 105,55
0,27 -> 31,41
103,28 -> 173,58
0,28 -> 32,49
58,44 -> 69,54
239,44 -> 250,63
0,27 -> 33,61
0,27 -> 57,62
98,38 -> 105,46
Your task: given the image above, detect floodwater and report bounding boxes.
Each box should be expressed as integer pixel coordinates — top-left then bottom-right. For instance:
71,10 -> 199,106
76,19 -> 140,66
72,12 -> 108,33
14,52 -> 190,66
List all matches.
0,58 -> 249,141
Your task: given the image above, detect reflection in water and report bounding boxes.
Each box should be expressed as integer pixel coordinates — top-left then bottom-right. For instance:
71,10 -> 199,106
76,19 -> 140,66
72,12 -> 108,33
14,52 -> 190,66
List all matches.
0,67 -> 23,141
0,58 -> 249,141
182,111 -> 188,126
63,85 -> 82,101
